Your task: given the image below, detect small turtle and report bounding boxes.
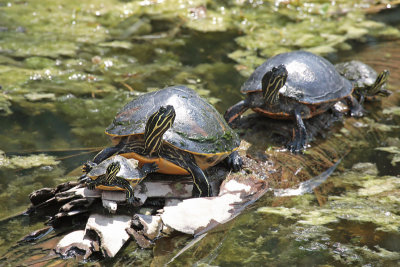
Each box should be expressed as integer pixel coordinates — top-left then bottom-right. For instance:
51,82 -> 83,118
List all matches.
335,60 -> 390,105
85,155 -> 158,204
84,86 -> 242,197
224,50 -> 366,153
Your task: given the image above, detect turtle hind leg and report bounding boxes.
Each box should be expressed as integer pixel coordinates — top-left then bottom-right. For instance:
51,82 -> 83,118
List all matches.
224,98 -> 251,126
287,109 -> 308,153
224,150 -> 243,172
346,95 -> 365,117
185,162 -> 212,197
110,178 -> 135,204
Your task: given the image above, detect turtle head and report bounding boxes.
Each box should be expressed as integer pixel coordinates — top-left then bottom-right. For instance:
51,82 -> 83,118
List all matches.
262,64 -> 288,105
368,69 -> 390,96
105,161 -> 121,183
144,105 -> 176,156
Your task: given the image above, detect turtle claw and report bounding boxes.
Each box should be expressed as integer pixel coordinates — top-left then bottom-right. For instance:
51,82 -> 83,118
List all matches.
82,161 -> 97,173
350,104 -> 365,118
225,151 -> 243,172
287,140 -> 306,154
86,182 -> 96,190
287,127 -> 307,154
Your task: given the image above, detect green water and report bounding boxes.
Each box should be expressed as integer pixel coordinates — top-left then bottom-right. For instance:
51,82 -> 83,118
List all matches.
0,0 -> 400,265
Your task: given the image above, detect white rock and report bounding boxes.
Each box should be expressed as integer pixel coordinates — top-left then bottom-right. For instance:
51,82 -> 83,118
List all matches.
102,190 -> 125,202
102,199 -> 118,213
85,213 -> 131,258
161,193 -> 243,235
135,214 -> 162,240
55,230 -> 93,259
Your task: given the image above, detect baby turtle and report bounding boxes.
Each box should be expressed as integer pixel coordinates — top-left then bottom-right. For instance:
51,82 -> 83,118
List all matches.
85,155 -> 158,204
335,60 -> 390,104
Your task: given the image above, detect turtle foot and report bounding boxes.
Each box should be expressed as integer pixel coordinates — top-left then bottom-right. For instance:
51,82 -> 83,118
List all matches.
225,150 -> 243,172
350,105 -> 366,118
286,127 -> 307,154
82,161 -> 97,173
86,182 -> 96,190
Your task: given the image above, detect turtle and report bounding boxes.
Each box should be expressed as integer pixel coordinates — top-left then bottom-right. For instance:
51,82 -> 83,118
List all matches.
85,155 -> 158,204
334,60 -> 390,105
224,50 -> 366,153
84,86 -> 242,197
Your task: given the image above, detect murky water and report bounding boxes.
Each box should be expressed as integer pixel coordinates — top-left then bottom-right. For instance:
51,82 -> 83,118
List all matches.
0,0 -> 399,265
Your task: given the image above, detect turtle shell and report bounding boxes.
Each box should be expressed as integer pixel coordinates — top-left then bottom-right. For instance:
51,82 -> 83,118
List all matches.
88,155 -> 141,180
335,60 -> 378,89
106,86 -> 240,155
241,51 -> 353,104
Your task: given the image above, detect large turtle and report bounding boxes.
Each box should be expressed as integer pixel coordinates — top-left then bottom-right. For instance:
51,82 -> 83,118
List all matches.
84,86 -> 242,197
335,60 -> 390,105
85,155 -> 158,204
224,50 -> 366,153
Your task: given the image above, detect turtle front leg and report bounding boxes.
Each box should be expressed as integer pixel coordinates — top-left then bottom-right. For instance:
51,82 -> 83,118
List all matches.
110,177 -> 135,204
224,98 -> 251,126
345,95 -> 365,117
83,146 -> 122,173
287,109 -> 308,153
86,174 -> 105,190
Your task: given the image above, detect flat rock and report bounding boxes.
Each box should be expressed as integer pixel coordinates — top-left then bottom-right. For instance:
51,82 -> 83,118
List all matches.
161,178 -> 267,235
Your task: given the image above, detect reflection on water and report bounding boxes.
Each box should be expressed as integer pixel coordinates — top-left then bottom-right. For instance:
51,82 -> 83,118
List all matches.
0,0 -> 399,265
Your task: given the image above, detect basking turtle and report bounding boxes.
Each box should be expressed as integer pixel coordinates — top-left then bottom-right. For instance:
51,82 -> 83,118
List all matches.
335,60 -> 390,105
85,86 -> 242,197
224,50 -> 365,153
86,155 -> 158,203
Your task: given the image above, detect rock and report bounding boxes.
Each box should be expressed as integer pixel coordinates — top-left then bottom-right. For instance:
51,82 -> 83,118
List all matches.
134,178 -> 193,198
55,230 -> 93,259
161,176 -> 267,235
85,213 -> 131,258
128,214 -> 173,248
102,199 -> 118,213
